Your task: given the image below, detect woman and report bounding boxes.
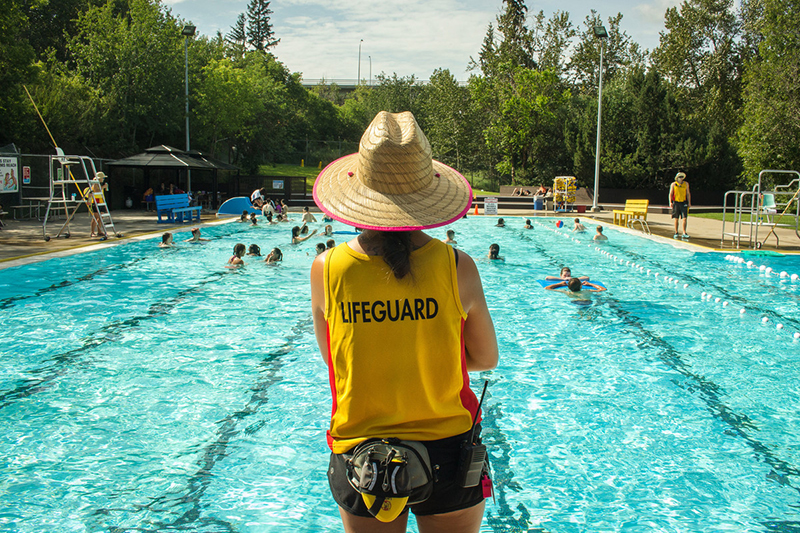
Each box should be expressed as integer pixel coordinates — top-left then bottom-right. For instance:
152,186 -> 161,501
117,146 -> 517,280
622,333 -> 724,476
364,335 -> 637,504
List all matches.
291,223 -> 317,244
227,243 -> 246,267
265,247 -> 282,263
310,111 -> 498,532
545,266 -> 589,281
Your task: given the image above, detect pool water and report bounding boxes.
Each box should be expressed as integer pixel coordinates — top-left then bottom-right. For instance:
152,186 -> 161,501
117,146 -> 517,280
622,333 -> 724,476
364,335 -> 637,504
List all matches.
1,216 -> 799,532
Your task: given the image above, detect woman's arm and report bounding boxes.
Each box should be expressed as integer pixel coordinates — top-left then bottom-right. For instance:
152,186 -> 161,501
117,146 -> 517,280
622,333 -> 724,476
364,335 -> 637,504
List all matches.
457,252 -> 498,372
310,252 -> 329,364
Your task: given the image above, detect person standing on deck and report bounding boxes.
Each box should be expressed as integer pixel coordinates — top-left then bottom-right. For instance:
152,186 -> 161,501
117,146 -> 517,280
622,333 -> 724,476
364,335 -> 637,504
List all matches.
669,172 -> 691,239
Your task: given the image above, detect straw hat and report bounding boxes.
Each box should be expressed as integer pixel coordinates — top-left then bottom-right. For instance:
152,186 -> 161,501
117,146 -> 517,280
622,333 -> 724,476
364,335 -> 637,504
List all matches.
313,111 -> 473,231
675,172 -> 686,180
95,171 -> 107,180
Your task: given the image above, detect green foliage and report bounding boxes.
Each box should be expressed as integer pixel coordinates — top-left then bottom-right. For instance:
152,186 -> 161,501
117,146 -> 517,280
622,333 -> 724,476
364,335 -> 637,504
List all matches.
0,0 -> 790,199
246,0 -> 279,52
0,1 -> 37,146
738,0 -> 800,183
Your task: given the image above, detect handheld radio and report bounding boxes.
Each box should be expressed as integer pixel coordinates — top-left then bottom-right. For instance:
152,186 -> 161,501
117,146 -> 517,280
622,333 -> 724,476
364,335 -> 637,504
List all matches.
458,380 -> 489,488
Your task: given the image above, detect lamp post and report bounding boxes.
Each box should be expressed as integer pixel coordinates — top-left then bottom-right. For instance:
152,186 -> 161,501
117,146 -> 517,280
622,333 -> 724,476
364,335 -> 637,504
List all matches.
182,24 -> 196,193
358,39 -> 363,85
369,55 -> 372,86
592,24 -> 608,212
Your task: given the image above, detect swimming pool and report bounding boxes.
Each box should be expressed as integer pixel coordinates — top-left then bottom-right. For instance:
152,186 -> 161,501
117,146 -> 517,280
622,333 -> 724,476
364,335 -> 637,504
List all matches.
1,216 -> 799,532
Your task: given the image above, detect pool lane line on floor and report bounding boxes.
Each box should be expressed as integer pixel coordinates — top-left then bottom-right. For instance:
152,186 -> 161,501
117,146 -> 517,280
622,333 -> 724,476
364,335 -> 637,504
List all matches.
520,223 -> 800,501
0,270 -> 227,409
93,315 -> 314,532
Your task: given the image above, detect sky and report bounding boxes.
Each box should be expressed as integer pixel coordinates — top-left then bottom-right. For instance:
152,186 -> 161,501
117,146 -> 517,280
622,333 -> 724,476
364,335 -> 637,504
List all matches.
164,0 -> 680,83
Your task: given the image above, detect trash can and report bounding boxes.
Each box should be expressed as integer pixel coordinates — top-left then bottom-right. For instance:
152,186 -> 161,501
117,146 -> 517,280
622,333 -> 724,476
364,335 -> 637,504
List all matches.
534,198 -> 544,210
576,205 -> 586,213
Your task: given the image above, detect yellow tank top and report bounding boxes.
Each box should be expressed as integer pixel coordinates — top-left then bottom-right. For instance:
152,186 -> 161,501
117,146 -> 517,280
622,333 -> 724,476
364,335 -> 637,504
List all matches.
673,181 -> 687,202
323,239 -> 478,453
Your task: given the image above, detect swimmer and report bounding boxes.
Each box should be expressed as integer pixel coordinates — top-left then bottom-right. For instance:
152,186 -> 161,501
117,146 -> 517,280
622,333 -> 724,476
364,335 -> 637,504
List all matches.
158,232 -> 174,248
250,212 -> 258,225
593,226 -> 608,241
227,243 -> 246,267
545,278 -> 606,293
488,243 -> 504,260
322,214 -> 333,222
239,211 -> 249,222
292,224 -> 318,244
523,219 -> 533,229
573,218 -> 587,233
323,224 -> 333,236
546,267 -> 589,281
443,229 -> 457,244
496,218 -> 505,227
247,244 -> 262,256
315,242 -> 326,255
326,238 -> 335,249
302,206 -> 318,224
185,227 -> 210,242
265,247 -> 282,264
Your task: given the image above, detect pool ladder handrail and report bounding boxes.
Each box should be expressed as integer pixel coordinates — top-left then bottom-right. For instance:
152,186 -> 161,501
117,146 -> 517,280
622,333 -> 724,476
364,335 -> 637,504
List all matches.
627,217 -> 651,235
721,170 -> 800,249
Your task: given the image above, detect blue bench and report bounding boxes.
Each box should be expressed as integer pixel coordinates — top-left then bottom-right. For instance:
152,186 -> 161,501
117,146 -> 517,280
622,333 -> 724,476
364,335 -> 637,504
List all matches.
154,194 -> 202,224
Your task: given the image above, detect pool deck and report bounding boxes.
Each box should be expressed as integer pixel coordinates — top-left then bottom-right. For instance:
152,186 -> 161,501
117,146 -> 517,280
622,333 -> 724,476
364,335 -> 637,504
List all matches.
1,206 -> 798,269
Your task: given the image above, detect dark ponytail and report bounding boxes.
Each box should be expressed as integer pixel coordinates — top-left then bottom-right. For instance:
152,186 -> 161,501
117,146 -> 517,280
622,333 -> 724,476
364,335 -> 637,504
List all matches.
380,231 -> 413,279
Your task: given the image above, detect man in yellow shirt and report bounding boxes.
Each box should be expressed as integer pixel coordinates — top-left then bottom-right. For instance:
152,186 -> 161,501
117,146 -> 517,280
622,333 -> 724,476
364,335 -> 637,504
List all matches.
669,172 -> 692,239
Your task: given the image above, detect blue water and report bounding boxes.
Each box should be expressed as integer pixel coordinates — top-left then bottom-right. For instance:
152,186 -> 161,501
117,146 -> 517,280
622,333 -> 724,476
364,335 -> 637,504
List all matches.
1,216 -> 799,532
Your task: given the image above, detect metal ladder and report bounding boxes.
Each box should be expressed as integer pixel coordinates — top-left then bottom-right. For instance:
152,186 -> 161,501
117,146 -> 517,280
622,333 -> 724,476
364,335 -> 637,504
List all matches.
628,217 -> 651,235
720,170 -> 800,249
42,150 -> 120,241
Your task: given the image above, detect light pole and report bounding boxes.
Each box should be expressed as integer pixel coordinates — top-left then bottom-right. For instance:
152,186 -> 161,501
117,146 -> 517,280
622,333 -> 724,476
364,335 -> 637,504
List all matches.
358,39 -> 363,85
182,24 -> 196,193
592,24 -> 608,212
369,55 -> 372,86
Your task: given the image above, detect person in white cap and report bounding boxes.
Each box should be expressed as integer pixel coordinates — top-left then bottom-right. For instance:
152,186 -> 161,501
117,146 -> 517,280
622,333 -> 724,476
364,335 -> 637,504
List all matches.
88,171 -> 109,237
310,111 -> 498,531
669,171 -> 692,239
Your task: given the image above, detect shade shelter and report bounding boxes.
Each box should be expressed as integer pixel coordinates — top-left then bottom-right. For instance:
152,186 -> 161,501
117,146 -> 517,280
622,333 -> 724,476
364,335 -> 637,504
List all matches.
106,145 -> 238,209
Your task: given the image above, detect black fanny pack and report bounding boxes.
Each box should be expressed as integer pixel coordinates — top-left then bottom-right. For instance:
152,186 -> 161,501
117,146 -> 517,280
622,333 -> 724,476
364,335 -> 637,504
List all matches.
344,438 -> 434,522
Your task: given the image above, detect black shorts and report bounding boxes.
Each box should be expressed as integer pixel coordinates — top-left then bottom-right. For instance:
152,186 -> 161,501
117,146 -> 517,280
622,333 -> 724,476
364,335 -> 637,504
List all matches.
327,428 -> 485,517
672,201 -> 688,219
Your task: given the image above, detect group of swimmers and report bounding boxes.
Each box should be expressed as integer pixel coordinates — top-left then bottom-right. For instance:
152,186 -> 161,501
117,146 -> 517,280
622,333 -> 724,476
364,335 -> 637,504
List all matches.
477,217 -> 610,295
494,216 -> 608,240
227,207 -> 337,267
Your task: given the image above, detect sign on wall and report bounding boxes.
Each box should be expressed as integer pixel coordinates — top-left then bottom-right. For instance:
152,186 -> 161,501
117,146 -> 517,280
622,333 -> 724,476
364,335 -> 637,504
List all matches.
23,166 -> 31,185
272,180 -> 284,190
484,197 -> 498,215
0,157 -> 19,193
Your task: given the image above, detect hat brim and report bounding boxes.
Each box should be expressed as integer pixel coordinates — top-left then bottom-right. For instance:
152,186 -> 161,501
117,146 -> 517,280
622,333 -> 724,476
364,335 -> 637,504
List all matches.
313,154 -> 473,231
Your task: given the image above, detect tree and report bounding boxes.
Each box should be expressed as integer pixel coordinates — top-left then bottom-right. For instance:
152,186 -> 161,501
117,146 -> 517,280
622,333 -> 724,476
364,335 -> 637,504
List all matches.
246,0 -> 280,52
652,0 -> 745,189
226,13 -> 247,57
567,11 -> 645,93
473,67 -> 570,184
738,0 -> 800,182
0,1 -> 37,147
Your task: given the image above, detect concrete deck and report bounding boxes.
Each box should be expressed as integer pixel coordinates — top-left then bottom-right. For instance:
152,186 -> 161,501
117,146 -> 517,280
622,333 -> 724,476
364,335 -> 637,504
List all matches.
1,205 -> 798,270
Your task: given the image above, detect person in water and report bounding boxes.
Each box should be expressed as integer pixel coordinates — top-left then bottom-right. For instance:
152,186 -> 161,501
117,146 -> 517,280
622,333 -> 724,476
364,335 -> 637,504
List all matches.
227,243 -> 246,267
593,226 -> 608,241
443,229 -> 457,244
265,247 -> 282,264
310,111 -> 498,531
545,267 -> 589,281
545,277 -> 606,294
488,243 -> 504,260
158,232 -> 174,248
